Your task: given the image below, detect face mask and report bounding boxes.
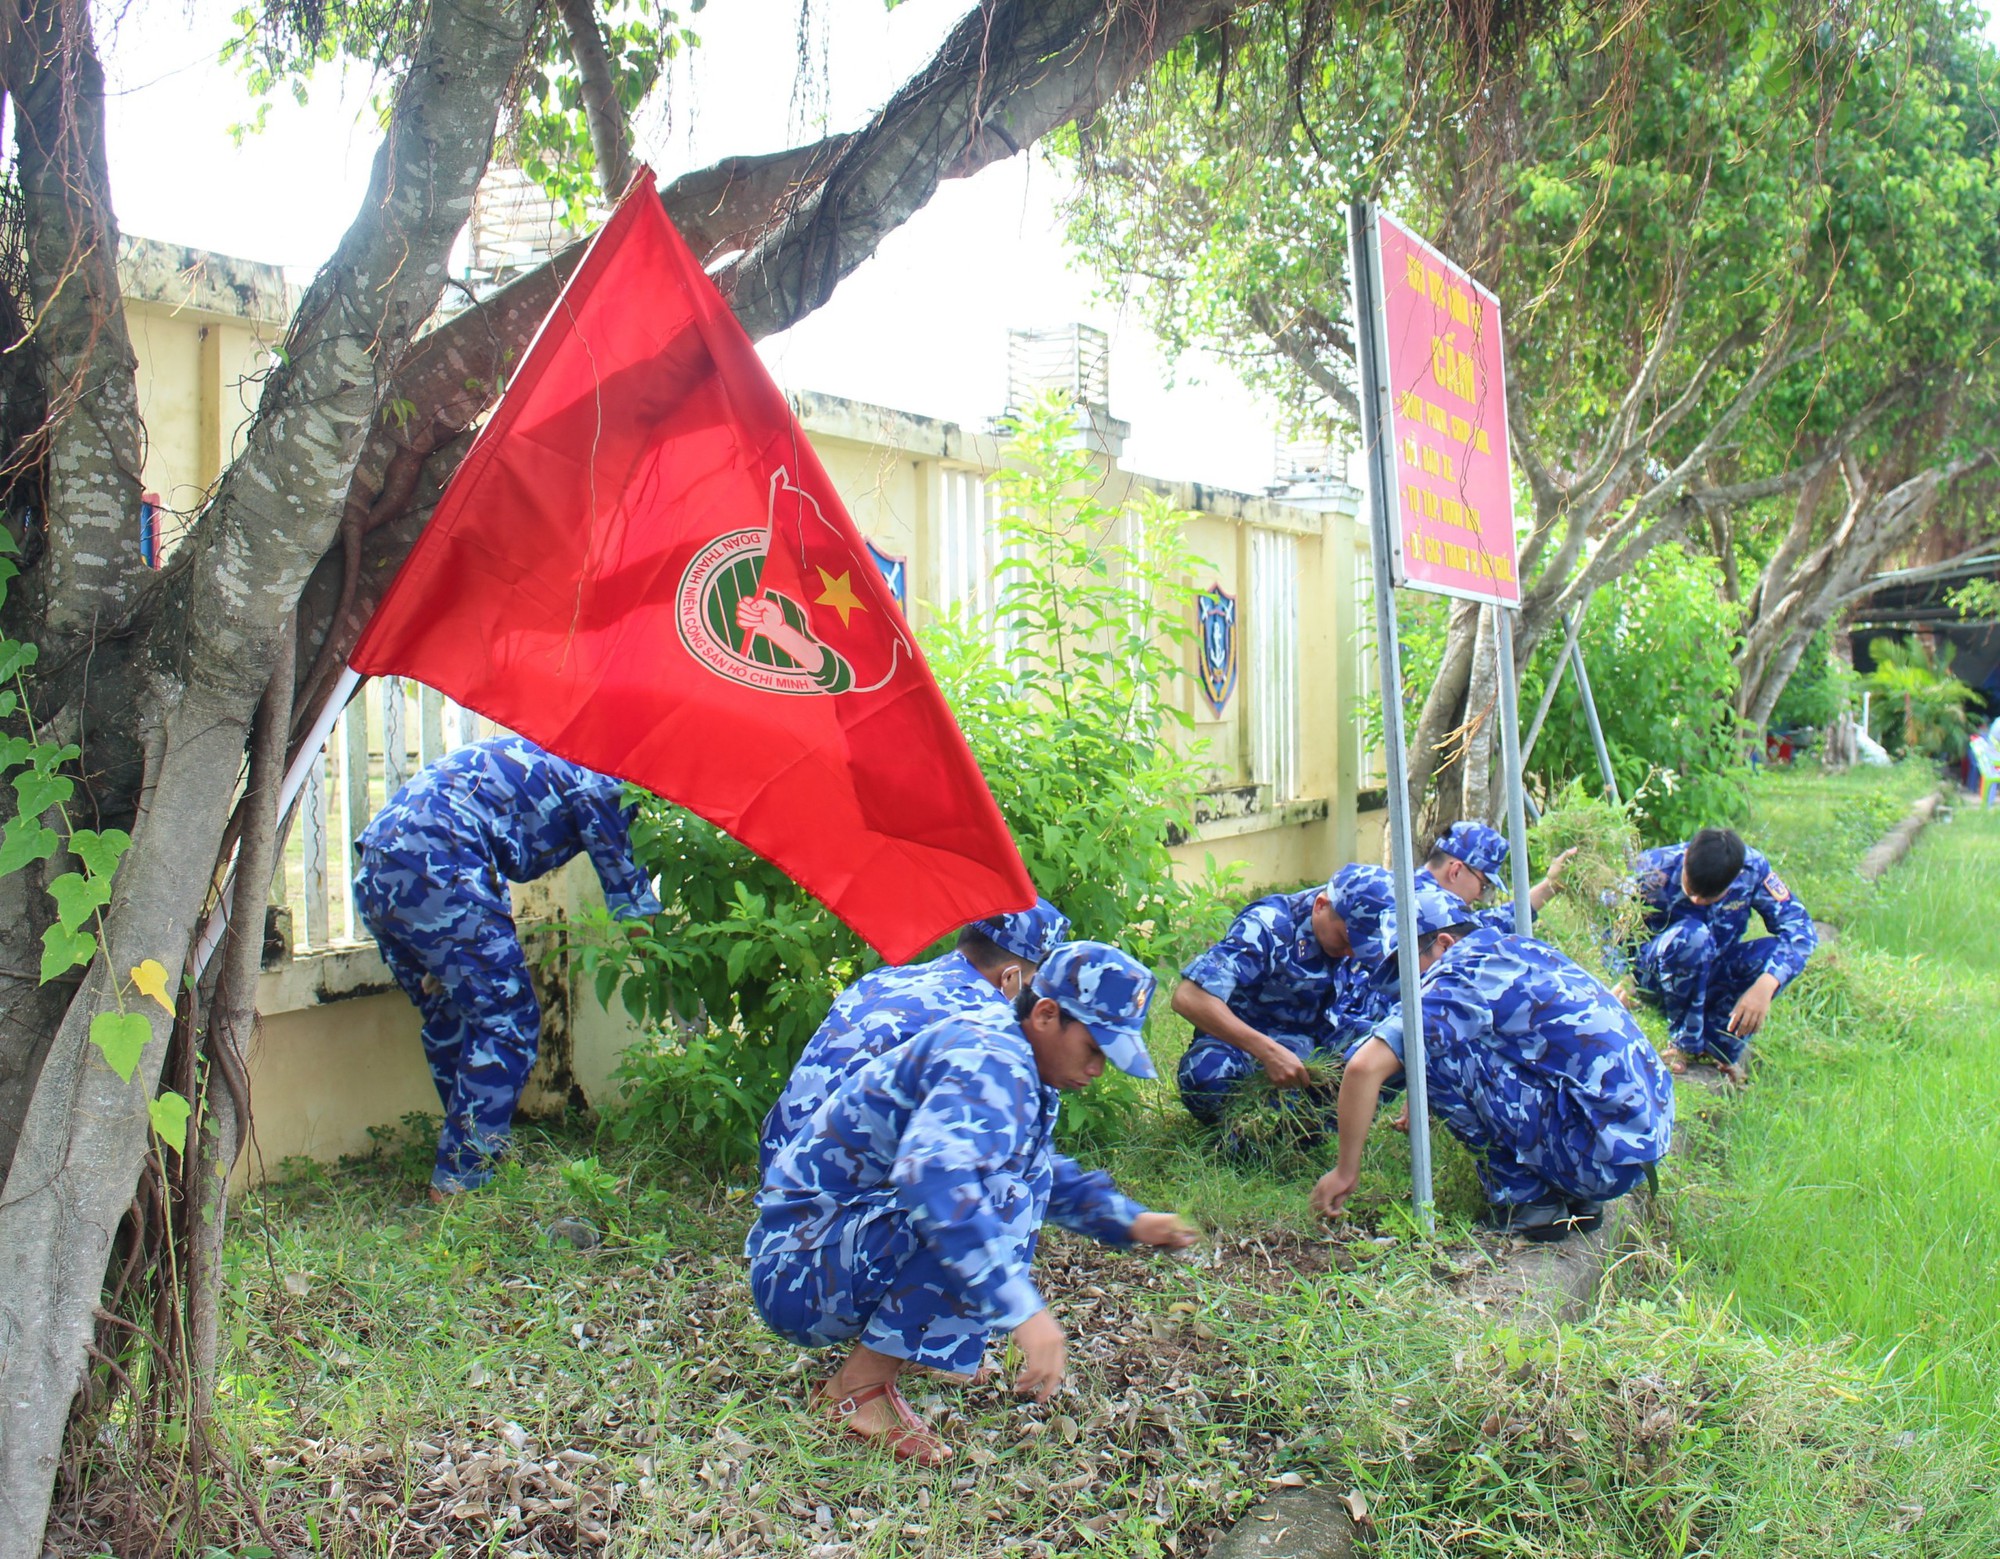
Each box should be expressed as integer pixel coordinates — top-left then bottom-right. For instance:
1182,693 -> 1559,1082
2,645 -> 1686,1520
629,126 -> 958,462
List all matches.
1000,965 -> 1026,1000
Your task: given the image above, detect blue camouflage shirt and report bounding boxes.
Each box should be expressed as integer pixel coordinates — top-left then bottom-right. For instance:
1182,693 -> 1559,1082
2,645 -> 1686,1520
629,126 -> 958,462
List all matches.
357,735 -> 661,920
1630,842 -> 1816,988
749,1009 -> 1148,1331
758,950 -> 1004,1171
1352,928 -> 1674,1170
1182,889 -> 1371,1039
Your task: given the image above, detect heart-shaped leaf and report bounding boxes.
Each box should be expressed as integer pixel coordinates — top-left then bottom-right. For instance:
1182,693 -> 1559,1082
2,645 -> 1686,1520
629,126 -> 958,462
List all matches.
70,827 -> 131,881
130,959 -> 175,1016
47,871 -> 111,933
148,1090 -> 192,1154
0,639 -> 36,681
13,768 -> 73,821
0,817 -> 58,877
39,922 -> 96,982
89,1010 -> 151,1083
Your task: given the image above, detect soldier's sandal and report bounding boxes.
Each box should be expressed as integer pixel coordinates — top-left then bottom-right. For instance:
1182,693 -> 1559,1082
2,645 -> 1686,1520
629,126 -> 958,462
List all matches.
820,1380 -> 952,1467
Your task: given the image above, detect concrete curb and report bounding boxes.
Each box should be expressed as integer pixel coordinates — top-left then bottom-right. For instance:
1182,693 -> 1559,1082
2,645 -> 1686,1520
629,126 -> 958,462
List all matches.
1858,787 -> 1949,881
1205,1200 -> 1647,1558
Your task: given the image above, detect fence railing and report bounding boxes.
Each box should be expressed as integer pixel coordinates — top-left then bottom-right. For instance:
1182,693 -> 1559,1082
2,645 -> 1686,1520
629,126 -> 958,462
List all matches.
278,678 -> 498,953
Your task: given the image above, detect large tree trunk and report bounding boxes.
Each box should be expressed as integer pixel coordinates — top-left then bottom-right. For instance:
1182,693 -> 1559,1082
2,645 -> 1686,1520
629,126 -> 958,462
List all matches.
0,0 -> 536,1545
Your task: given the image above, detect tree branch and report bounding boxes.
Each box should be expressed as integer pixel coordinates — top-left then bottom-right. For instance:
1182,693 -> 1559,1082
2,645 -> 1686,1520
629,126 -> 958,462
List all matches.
553,0 -> 636,200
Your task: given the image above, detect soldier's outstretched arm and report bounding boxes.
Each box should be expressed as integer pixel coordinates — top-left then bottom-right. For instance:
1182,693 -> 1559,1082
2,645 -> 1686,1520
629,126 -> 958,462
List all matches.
1312,1037 -> 1400,1217
574,780 -> 663,920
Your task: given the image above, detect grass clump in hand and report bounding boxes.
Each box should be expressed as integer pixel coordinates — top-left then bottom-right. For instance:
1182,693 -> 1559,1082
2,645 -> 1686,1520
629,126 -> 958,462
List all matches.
1531,781 -> 1644,963
1215,1056 -> 1342,1170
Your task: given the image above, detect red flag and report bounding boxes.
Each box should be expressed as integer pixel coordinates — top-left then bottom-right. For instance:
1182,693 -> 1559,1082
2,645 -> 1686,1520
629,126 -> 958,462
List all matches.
350,177 -> 1033,961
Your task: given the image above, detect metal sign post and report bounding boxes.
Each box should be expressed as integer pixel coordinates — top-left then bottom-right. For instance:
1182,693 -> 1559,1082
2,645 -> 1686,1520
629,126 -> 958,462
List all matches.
1492,607 -> 1532,935
1348,199 -> 1434,1226
1349,200 -> 1529,1227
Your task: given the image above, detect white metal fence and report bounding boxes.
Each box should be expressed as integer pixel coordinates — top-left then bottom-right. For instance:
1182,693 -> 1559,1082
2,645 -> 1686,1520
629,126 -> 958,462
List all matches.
1249,528 -> 1301,803
279,678 -> 496,951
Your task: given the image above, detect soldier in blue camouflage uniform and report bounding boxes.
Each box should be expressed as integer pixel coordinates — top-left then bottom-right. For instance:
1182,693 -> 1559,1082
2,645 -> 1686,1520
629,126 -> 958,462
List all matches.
1171,865 -> 1402,1132
353,734 -> 661,1196
758,899 -> 1071,1172
748,942 -> 1196,1465
1615,826 -> 1816,1082
1314,886 -> 1674,1241
1421,820 -> 1576,934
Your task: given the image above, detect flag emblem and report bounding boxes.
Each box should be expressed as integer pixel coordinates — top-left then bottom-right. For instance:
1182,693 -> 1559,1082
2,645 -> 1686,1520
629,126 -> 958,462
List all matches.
677,527 -> 857,695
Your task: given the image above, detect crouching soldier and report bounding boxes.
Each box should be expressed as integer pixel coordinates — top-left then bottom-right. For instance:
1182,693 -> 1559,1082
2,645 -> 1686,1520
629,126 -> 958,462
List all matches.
1313,893 -> 1674,1243
353,735 -> 661,1197
747,943 -> 1196,1465
1172,865 -> 1401,1132
1423,821 -> 1576,932
1621,826 -> 1816,1084
759,899 -> 1071,1171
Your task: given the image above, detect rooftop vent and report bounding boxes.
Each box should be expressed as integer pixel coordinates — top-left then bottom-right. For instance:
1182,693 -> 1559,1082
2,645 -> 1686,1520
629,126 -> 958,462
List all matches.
1002,324 -> 1128,460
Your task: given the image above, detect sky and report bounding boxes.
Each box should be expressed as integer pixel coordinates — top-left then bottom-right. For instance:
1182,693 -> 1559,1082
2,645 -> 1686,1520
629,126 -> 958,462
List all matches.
97,0 -> 1293,494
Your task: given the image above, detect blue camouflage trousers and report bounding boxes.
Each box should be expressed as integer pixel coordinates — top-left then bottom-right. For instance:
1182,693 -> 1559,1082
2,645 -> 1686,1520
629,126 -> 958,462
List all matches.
1424,1047 -> 1654,1208
1178,1029 -> 1347,1144
353,855 -> 542,1193
1632,922 -> 1779,1066
749,1203 -> 1033,1376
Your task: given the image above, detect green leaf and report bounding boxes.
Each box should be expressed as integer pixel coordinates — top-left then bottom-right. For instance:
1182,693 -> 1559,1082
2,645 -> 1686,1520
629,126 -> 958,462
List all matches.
69,827 -> 132,881
13,768 -> 73,819
40,922 -> 96,982
148,1090 -> 193,1154
89,1010 -> 151,1083
0,639 -> 36,681
0,811 -> 56,877
46,870 -> 111,932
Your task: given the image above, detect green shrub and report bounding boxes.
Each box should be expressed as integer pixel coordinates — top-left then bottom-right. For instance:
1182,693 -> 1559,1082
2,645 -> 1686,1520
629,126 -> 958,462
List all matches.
577,395 -> 1238,1165
1522,544 -> 1751,843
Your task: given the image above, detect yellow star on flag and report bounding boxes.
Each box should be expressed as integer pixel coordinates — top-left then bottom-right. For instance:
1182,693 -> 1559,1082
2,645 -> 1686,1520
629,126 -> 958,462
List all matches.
814,567 -> 868,628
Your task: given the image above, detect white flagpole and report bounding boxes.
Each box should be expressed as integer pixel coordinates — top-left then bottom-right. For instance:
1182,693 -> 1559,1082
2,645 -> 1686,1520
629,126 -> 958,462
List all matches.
189,665 -> 365,980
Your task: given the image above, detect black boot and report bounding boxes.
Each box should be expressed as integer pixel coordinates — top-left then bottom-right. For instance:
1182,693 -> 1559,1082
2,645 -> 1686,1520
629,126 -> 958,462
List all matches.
1563,1199 -> 1605,1235
1478,1199 -> 1573,1242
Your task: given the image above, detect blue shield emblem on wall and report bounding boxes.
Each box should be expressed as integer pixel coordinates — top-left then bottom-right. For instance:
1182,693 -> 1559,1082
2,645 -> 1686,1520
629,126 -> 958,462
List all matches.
866,539 -> 909,614
1196,584 -> 1237,716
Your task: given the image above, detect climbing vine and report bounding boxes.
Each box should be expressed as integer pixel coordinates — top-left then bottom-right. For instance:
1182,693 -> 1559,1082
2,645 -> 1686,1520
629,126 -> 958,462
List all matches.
0,528 -> 183,1148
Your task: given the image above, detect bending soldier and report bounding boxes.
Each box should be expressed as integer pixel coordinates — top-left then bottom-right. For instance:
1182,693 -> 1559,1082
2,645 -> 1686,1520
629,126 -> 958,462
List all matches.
1171,865 -> 1400,1132
747,943 -> 1196,1465
1422,821 -> 1576,933
759,899 -> 1071,1170
1314,885 -> 1674,1243
354,734 -> 660,1197
1619,826 -> 1816,1084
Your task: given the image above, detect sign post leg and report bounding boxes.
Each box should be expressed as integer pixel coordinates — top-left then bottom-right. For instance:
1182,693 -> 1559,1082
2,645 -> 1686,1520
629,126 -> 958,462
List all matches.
1563,609 -> 1621,806
1349,199 -> 1432,1231
1493,606 -> 1532,936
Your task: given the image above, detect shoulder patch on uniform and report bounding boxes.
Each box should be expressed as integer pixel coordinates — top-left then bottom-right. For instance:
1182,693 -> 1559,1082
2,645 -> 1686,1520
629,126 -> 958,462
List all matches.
1763,872 -> 1791,902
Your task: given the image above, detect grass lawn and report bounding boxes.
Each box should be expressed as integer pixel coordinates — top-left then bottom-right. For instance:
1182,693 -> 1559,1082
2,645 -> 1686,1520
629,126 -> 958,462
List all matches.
1682,773 -> 2000,1432
54,762 -> 2000,1558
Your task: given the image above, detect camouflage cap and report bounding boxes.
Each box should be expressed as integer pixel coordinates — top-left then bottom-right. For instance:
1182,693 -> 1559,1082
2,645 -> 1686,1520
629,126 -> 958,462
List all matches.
1373,874 -> 1477,988
969,898 -> 1072,963
1324,864 -> 1398,964
1433,821 -> 1509,886
1032,941 -> 1158,1080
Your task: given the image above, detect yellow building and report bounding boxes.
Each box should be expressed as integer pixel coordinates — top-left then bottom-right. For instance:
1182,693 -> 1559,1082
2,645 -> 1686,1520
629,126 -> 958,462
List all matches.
117,242 -> 1388,1178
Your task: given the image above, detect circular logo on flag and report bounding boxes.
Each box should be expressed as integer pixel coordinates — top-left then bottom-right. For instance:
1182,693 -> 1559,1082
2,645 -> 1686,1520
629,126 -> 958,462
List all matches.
677,530 -> 855,695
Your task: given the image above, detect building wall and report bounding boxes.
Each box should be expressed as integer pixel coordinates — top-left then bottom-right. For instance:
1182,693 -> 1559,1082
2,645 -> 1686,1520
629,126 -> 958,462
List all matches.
119,236 -> 292,552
